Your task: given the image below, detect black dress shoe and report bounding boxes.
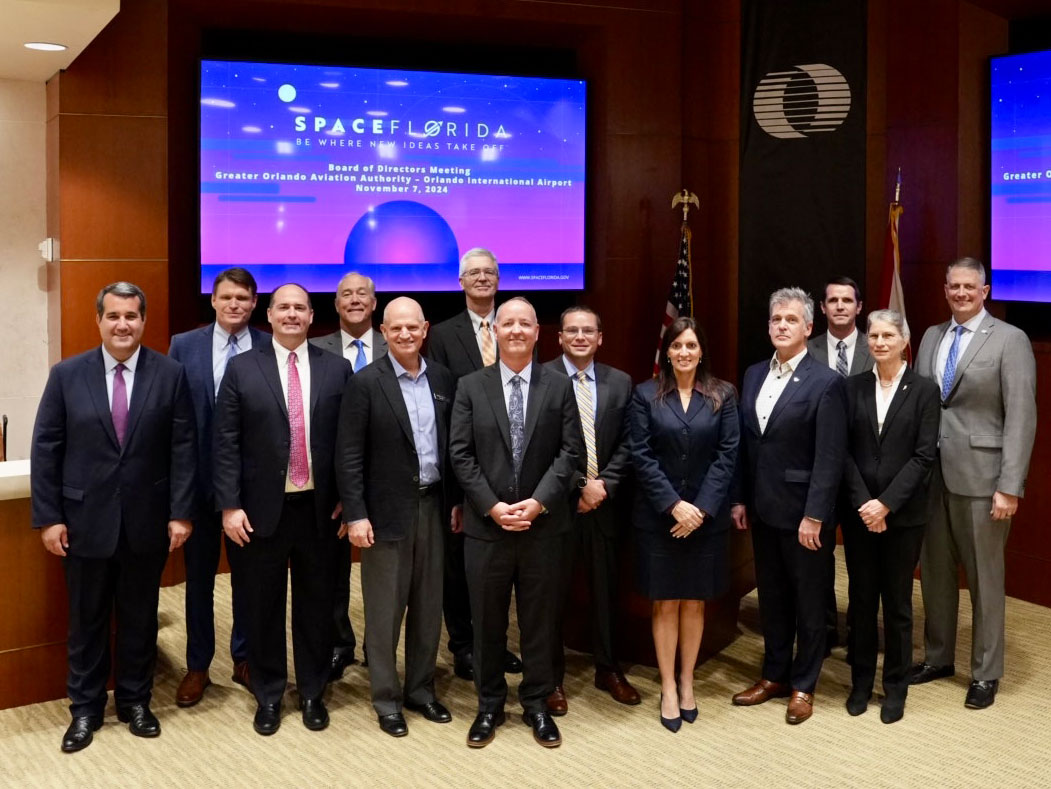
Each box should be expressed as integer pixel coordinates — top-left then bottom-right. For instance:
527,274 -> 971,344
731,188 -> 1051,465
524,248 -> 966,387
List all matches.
328,651 -> 357,683
404,699 -> 452,723
522,710 -> 561,747
116,704 -> 160,738
964,679 -> 998,709
253,703 -> 281,736
300,697 -> 329,731
881,694 -> 906,723
378,712 -> 409,737
846,686 -> 871,716
466,710 -> 504,748
61,716 -> 102,753
908,662 -> 955,685
504,650 -> 523,674
453,652 -> 474,681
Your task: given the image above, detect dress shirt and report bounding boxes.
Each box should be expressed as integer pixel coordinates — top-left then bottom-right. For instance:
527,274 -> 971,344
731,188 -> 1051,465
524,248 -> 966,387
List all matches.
755,348 -> 808,435
102,345 -> 141,409
873,362 -> 907,434
213,323 -> 252,395
340,328 -> 373,365
825,328 -> 859,373
274,340 -> 314,491
561,355 -> 598,412
389,355 -> 440,486
935,308 -> 987,387
467,307 -> 497,361
499,360 -> 531,421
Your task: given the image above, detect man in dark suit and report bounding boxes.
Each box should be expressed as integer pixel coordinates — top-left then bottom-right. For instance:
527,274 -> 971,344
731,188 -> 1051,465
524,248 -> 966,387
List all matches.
336,297 -> 455,737
310,271 -> 387,680
543,306 -> 640,714
428,247 -> 521,681
909,257 -> 1037,709
213,283 -> 352,735
731,287 -> 847,725
32,281 -> 197,752
169,267 -> 269,706
806,275 -> 873,655
450,297 -> 583,749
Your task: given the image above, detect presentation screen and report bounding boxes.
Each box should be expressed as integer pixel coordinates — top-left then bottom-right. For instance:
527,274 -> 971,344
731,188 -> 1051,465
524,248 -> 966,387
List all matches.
200,59 -> 586,293
991,49 -> 1051,302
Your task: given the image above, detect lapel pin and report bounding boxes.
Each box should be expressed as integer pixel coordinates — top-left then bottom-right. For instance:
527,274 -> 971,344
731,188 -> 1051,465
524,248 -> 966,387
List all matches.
792,377 -> 800,382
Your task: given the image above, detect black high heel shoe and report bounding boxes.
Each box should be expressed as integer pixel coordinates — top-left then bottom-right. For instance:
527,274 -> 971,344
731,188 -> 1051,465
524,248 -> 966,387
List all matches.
680,706 -> 698,723
660,693 -> 682,733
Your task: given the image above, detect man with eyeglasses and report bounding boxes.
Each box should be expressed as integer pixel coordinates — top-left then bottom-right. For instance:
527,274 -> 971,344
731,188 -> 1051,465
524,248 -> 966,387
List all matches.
428,249 -> 523,683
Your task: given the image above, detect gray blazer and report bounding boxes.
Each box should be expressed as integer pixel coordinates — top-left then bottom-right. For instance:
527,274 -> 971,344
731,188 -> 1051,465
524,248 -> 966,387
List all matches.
807,331 -> 874,376
310,328 -> 388,364
915,314 -> 1037,498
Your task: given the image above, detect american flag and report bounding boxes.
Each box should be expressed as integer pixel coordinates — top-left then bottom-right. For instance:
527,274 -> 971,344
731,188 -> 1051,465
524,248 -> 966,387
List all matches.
880,200 -> 911,363
653,224 -> 693,376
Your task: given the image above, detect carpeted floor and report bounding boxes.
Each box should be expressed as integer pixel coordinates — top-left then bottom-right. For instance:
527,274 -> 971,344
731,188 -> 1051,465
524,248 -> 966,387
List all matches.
3,558 -> 1050,788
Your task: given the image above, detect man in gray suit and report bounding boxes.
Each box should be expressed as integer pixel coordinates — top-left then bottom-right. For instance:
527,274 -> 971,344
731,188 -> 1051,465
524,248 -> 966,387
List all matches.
909,257 -> 1037,709
310,271 -> 387,680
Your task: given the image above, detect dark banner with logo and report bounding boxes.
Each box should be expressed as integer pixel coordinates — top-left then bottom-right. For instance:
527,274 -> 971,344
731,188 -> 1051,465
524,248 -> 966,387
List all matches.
738,0 -> 867,369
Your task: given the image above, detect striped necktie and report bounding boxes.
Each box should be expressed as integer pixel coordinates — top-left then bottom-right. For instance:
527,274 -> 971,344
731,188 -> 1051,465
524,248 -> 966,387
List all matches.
941,325 -> 965,400
836,340 -> 848,377
575,370 -> 599,479
479,320 -> 496,367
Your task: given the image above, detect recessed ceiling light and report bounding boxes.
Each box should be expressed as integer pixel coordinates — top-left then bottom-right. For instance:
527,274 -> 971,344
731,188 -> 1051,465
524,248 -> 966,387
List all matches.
24,42 -> 68,52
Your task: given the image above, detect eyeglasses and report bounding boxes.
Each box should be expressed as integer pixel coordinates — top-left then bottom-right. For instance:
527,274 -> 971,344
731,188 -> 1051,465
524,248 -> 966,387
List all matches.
463,268 -> 498,280
561,327 -> 598,337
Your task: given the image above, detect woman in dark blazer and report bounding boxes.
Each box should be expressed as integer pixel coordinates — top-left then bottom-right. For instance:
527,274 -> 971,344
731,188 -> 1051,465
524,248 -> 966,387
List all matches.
629,317 -> 739,732
842,309 -> 940,724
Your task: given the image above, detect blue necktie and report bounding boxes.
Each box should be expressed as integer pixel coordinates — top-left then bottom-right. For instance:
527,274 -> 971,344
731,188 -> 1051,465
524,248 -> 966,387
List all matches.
941,325 -> 965,400
509,375 -> 525,483
352,339 -> 367,372
215,333 -> 239,398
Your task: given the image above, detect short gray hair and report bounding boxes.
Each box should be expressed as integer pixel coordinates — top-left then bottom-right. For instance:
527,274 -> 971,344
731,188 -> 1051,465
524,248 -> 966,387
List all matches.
768,287 -> 814,324
336,271 -> 376,297
96,282 -> 146,318
866,308 -> 910,342
459,247 -> 499,277
947,256 -> 986,286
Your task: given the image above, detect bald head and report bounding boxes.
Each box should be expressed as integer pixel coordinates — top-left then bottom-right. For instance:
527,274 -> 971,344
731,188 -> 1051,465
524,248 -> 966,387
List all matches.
381,297 -> 428,372
495,297 -> 538,371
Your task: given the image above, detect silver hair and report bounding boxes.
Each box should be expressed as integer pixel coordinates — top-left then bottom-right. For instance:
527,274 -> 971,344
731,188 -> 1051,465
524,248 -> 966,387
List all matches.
768,287 -> 814,324
459,247 -> 499,277
96,281 -> 146,318
947,256 -> 986,286
336,271 -> 376,297
866,308 -> 910,342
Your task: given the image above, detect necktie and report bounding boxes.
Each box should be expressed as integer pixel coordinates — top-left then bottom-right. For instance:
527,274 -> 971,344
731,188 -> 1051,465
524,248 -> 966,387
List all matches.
479,320 -> 496,367
215,333 -> 240,397
509,375 -> 525,481
941,325 -> 965,400
112,362 -> 129,446
287,351 -> 309,488
836,340 -> 848,377
352,338 -> 367,372
576,370 -> 599,479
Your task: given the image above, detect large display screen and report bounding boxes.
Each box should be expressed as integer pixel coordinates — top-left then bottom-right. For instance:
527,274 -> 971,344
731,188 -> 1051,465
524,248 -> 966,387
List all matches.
200,60 -> 586,293
991,50 -> 1051,302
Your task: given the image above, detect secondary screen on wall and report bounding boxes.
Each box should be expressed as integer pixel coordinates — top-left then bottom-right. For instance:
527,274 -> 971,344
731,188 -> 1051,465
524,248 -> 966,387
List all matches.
991,50 -> 1051,303
200,59 -> 586,293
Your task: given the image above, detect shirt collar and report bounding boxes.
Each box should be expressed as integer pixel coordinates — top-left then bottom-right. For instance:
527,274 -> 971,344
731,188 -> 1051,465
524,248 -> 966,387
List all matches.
871,361 -> 907,385
769,347 -> 808,376
341,327 -> 371,350
390,354 -> 427,380
500,360 -> 532,387
467,307 -> 496,333
273,339 -> 309,366
828,327 -> 858,350
562,354 -> 595,381
214,323 -> 250,345
102,345 -> 141,373
950,307 -> 987,334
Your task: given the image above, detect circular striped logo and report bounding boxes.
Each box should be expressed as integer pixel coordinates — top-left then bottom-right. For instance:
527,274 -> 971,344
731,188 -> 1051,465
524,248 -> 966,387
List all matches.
753,64 -> 851,139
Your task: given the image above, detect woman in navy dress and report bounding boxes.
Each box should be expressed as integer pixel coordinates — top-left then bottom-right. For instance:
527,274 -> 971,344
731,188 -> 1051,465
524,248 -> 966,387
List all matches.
629,317 -> 739,732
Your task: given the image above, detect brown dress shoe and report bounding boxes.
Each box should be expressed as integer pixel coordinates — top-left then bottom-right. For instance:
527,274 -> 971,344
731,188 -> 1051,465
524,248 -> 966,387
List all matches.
786,691 -> 814,724
231,660 -> 251,690
176,670 -> 210,707
546,685 -> 568,716
595,669 -> 642,705
732,679 -> 791,706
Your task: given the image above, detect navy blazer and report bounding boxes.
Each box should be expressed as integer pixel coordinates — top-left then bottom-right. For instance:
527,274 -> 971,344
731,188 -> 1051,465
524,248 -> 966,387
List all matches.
212,342 -> 352,538
628,379 -> 739,534
168,323 -> 270,510
735,353 -> 848,530
31,346 -> 197,558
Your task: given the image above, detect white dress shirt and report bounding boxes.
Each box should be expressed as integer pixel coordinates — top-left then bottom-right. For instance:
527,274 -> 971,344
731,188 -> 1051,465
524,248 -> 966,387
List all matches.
499,360 -> 531,419
825,328 -> 859,373
102,345 -> 140,409
273,340 -> 314,491
873,363 -> 907,434
340,328 -> 373,366
755,348 -> 808,434
935,308 -> 987,387
467,307 -> 497,361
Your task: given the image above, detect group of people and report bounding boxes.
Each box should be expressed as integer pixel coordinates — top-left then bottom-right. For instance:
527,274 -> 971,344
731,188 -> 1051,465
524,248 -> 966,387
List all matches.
30,250 -> 1037,755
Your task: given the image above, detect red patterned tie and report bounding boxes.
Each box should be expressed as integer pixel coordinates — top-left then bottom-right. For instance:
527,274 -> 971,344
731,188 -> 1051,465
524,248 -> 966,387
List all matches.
287,351 -> 309,487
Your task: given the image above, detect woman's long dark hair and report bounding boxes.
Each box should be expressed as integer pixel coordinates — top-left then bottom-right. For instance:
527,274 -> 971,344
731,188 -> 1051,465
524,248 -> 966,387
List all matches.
655,316 -> 733,411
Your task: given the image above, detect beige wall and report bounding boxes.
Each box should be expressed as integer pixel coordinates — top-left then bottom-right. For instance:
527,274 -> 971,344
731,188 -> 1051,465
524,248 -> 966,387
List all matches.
0,78 -> 48,460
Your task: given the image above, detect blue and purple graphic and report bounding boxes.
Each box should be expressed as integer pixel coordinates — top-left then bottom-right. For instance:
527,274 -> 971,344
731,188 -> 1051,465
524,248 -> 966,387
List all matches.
991,50 -> 1051,303
200,60 -> 587,293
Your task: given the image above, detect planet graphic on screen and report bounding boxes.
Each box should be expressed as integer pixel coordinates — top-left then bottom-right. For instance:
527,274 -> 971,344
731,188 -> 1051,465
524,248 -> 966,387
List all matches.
344,201 -> 459,273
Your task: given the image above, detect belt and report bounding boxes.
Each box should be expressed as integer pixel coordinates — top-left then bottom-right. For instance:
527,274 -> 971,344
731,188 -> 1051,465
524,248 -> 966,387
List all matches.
419,482 -> 441,497
284,490 -> 315,502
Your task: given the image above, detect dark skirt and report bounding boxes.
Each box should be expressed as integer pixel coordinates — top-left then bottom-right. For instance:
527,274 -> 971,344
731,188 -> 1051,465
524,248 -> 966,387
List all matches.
636,523 -> 729,601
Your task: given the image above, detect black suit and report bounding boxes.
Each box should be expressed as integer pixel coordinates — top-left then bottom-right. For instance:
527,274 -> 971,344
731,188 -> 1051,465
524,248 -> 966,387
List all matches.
31,346 -> 197,718
213,342 -> 352,706
736,353 -> 847,693
543,357 -> 633,680
842,367 -> 939,697
335,355 -> 455,715
449,362 -> 583,713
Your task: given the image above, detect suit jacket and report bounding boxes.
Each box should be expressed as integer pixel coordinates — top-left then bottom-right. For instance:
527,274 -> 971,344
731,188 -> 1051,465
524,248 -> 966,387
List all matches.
629,379 -> 739,534
427,309 -> 487,380
168,323 -> 271,512
843,367 -> 940,528
735,353 -> 848,530
807,331 -> 874,376
310,327 -> 388,364
336,355 -> 455,541
449,361 -> 584,541
31,346 -> 197,558
542,357 -> 633,537
915,314 -> 1037,497
213,342 -> 353,537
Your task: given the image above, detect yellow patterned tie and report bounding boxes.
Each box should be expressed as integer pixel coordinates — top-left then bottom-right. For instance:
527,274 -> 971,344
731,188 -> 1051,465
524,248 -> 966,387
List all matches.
479,320 -> 496,367
576,370 -> 599,479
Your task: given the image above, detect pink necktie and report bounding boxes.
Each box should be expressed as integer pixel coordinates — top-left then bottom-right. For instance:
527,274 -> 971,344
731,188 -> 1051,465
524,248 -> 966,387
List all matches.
287,351 -> 309,487
112,363 -> 129,446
